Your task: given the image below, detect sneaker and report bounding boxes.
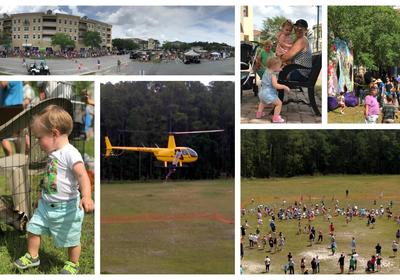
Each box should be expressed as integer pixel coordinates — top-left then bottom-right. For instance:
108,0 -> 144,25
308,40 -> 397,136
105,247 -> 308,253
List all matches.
14,253 -> 40,269
60,261 -> 80,274
255,111 -> 266,119
272,115 -> 285,123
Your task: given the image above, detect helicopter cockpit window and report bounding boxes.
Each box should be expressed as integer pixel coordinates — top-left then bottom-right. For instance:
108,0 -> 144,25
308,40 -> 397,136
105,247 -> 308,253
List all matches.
181,149 -> 189,156
187,148 -> 198,157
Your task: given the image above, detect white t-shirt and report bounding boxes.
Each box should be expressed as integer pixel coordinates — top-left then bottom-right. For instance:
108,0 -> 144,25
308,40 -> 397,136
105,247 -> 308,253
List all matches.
41,143 -> 83,202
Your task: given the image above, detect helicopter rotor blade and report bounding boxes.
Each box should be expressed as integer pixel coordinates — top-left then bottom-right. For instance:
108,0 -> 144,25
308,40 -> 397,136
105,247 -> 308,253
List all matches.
171,130 -> 224,135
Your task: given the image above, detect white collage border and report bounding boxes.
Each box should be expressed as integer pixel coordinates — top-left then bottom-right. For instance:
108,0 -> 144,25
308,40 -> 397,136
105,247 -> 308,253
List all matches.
3,0 -> 400,279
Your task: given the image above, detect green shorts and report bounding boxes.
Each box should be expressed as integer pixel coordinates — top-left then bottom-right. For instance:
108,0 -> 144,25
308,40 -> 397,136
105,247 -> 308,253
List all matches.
27,198 -> 84,248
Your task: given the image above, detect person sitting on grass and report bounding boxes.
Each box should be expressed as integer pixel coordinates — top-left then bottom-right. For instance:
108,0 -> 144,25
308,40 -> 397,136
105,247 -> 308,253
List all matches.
381,95 -> 398,123
14,105 -> 94,274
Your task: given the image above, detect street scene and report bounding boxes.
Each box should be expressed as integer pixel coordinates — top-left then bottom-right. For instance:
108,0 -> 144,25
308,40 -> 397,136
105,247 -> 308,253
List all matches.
0,6 -> 235,75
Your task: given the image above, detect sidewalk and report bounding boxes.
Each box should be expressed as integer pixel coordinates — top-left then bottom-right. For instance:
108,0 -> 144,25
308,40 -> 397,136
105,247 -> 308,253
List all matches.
241,88 -> 322,124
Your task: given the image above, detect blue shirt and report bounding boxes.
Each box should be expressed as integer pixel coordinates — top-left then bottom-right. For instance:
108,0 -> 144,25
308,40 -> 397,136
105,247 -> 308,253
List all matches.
1,81 -> 23,106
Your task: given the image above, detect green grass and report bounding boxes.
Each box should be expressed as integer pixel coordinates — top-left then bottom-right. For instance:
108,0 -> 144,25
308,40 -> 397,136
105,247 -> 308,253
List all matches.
85,138 -> 94,158
328,105 -> 400,123
0,212 -> 94,274
101,180 -> 234,274
241,175 -> 400,274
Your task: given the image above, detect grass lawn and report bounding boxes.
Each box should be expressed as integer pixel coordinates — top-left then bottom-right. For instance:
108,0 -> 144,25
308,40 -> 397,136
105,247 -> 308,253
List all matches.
328,105 -> 400,123
0,211 -> 94,274
101,180 -> 234,274
241,175 -> 400,274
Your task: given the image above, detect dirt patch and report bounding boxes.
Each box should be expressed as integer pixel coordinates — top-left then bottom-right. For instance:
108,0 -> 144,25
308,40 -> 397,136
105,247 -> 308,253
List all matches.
300,246 -> 395,272
101,212 -> 234,225
242,260 -> 265,274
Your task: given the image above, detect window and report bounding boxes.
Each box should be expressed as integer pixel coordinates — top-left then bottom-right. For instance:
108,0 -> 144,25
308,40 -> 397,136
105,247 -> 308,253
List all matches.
13,35 -> 16,39
13,27 -> 16,31
74,36 -> 77,41
23,34 -> 29,39
17,27 -> 20,31
33,34 -> 35,39
74,21 -> 77,25
70,20 -> 72,25
70,28 -> 72,33
59,28 -> 61,32
33,26 -> 36,31
38,26 -> 41,31
17,35 -> 20,39
64,19 -> 67,24
13,20 -> 16,24
38,35 -> 40,39
59,19 -> 61,24
64,28 -> 67,32
18,19 -> 20,23
38,19 -> 41,23
24,26 -> 29,31
33,19 -> 36,23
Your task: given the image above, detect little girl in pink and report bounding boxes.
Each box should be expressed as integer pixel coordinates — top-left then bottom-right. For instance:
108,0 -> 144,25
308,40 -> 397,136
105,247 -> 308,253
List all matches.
276,20 -> 294,58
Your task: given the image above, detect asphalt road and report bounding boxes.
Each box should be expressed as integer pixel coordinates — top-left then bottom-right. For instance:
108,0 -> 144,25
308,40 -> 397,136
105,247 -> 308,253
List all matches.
0,55 -> 234,75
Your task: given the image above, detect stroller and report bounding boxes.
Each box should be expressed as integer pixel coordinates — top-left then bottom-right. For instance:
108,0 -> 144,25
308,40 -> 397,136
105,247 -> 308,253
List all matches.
241,41 -> 260,97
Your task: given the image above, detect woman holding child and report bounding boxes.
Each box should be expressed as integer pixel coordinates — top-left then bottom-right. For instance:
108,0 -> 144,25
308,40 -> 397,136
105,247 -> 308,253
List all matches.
280,19 -> 313,82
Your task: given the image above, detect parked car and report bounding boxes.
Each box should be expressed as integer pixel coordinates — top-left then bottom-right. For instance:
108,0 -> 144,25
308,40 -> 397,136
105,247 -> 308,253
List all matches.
129,51 -> 140,59
184,56 -> 200,64
27,61 -> 50,75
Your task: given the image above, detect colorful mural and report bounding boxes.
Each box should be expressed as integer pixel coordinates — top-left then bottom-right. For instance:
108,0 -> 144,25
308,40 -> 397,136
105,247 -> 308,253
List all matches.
328,38 -> 354,96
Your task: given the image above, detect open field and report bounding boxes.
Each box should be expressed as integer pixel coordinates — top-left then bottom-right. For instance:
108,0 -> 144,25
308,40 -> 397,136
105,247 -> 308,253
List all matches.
101,180 -> 234,274
241,175 -> 400,274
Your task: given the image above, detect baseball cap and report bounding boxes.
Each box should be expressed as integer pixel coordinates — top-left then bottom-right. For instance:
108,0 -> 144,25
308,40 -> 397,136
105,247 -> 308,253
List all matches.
294,19 -> 308,29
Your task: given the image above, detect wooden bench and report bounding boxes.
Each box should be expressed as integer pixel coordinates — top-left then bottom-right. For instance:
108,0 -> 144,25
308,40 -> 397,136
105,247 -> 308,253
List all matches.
277,52 -> 322,116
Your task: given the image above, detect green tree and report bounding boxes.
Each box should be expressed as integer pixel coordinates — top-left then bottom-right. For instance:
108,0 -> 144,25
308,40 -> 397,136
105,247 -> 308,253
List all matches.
51,33 -> 75,51
0,31 -> 12,48
328,6 -> 400,70
112,38 -> 140,51
83,31 -> 102,49
261,15 -> 288,43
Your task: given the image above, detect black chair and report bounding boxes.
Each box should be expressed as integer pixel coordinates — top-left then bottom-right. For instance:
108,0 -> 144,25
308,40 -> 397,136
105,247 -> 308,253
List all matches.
277,53 -> 322,116
241,42 -> 259,97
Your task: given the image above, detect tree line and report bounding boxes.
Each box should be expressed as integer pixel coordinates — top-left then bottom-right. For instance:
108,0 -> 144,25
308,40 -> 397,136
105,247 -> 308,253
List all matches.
242,130 -> 400,178
101,81 -> 234,181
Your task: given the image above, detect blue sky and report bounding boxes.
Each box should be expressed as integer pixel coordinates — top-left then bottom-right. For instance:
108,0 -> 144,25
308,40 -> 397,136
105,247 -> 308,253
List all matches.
0,6 -> 234,45
253,6 -> 322,30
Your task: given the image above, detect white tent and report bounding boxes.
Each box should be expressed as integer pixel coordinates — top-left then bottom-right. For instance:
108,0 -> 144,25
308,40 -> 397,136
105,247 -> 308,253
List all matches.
184,50 -> 200,57
211,52 -> 221,57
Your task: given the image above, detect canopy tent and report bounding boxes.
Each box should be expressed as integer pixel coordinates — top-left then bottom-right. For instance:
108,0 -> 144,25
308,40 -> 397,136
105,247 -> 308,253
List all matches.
184,50 -> 200,57
210,52 -> 221,56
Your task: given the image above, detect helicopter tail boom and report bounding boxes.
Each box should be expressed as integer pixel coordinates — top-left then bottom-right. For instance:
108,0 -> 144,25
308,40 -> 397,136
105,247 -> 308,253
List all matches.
105,136 -> 113,157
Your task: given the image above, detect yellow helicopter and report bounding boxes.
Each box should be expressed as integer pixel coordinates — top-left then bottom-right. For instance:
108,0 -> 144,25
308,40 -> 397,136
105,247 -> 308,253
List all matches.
104,130 -> 224,168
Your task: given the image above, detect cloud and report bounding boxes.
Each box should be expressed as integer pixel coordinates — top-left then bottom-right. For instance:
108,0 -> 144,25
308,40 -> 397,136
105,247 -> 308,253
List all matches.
96,6 -> 234,45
